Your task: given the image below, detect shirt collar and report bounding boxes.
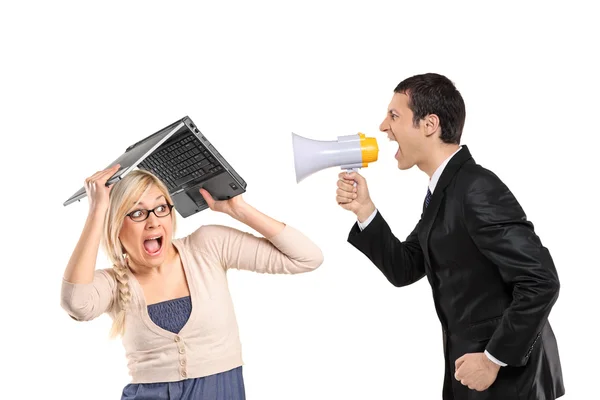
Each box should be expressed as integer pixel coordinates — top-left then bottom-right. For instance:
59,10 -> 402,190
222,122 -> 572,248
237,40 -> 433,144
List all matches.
429,146 -> 462,193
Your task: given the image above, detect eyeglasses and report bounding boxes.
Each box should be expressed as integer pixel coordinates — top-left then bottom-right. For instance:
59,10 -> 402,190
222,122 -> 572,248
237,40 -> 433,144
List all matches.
126,204 -> 174,222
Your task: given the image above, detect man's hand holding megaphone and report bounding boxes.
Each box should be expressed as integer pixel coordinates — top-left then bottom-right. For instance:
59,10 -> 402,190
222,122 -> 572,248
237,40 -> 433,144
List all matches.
336,171 -> 376,223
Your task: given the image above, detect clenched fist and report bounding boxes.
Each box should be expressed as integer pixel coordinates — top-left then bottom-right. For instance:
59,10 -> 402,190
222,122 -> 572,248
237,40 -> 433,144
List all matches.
336,171 -> 376,223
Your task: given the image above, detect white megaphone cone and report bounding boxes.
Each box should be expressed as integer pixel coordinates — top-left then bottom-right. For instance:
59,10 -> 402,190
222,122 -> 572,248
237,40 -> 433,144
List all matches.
292,132 -> 379,183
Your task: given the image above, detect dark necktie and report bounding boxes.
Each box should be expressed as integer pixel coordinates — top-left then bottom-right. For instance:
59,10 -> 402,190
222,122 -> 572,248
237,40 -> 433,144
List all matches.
425,188 -> 432,208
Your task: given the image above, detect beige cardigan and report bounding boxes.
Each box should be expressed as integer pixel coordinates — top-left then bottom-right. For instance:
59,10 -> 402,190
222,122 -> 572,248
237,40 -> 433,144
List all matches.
60,224 -> 323,384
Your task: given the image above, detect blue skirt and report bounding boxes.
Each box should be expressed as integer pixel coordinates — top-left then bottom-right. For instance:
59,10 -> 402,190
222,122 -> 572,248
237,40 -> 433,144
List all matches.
121,296 -> 245,400
121,366 -> 245,400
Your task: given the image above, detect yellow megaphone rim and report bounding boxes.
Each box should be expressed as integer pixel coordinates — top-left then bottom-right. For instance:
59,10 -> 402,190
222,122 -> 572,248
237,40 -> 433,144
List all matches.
358,132 -> 379,167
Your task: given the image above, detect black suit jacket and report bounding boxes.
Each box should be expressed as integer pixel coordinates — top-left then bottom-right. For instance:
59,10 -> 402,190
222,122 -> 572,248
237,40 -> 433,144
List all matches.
348,146 -> 564,400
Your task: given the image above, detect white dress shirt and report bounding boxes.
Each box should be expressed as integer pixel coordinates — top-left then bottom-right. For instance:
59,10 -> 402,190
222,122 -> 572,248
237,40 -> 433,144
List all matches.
356,146 -> 507,367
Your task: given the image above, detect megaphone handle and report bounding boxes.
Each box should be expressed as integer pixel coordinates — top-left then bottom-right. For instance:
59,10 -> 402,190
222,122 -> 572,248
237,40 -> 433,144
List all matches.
346,167 -> 358,187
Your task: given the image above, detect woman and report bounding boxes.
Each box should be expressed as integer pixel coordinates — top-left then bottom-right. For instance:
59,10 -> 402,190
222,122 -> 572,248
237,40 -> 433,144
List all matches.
61,164 -> 324,399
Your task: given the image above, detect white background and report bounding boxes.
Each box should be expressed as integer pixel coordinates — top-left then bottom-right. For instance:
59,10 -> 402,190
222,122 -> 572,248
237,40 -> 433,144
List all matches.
1,1 -> 598,399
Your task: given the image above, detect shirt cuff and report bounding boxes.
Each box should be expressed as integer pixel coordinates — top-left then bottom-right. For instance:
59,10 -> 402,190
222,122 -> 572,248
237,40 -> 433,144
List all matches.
357,209 -> 378,231
485,350 -> 507,367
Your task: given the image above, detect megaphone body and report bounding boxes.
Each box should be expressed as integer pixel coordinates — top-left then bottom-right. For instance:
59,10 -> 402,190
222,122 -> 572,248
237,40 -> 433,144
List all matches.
292,132 -> 378,183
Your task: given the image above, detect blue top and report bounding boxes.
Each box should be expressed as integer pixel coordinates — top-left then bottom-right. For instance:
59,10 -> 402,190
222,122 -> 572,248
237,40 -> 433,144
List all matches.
120,296 -> 245,400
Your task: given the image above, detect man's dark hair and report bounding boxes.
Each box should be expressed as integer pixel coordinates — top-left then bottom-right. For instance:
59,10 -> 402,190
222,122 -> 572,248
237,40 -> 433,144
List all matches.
395,73 -> 466,144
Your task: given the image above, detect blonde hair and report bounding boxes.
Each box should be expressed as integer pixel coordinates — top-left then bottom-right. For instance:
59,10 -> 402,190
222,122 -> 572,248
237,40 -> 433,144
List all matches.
101,169 -> 177,338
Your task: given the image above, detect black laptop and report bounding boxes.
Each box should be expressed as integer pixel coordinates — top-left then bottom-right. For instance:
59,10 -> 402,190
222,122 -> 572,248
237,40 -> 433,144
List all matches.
63,116 -> 247,218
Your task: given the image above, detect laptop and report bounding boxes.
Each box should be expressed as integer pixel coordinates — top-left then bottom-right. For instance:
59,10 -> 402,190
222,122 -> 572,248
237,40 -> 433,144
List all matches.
63,116 -> 247,218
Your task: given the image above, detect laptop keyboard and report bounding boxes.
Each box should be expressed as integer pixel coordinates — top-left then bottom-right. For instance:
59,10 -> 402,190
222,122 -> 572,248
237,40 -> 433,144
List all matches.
138,131 -> 223,191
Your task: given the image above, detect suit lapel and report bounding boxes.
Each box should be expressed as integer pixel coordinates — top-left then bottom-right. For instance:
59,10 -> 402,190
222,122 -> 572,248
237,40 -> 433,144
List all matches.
418,146 -> 474,269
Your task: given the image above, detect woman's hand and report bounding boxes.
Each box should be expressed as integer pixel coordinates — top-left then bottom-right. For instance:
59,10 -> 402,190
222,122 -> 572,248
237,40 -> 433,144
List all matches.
199,188 -> 285,238
199,188 -> 247,219
85,164 -> 121,213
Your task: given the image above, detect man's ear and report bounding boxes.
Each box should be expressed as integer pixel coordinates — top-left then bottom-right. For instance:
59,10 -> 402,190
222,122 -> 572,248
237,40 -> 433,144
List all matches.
422,114 -> 440,138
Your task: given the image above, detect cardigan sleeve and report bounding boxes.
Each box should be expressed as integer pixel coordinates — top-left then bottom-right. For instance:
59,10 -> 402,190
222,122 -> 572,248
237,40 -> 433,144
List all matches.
190,224 -> 324,274
60,269 -> 117,321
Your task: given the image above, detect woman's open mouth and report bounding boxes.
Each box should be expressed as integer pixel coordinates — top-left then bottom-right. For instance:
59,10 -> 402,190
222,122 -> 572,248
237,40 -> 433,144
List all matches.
143,235 -> 163,256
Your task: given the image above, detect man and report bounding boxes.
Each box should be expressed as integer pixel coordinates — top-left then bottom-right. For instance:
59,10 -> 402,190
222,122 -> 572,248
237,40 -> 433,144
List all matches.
336,73 -> 564,399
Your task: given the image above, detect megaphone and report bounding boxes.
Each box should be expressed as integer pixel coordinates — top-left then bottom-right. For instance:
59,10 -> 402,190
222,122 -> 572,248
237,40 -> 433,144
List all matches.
292,132 -> 379,183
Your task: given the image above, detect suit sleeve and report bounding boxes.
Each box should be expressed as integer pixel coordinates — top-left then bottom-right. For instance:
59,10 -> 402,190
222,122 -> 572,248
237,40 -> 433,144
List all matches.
462,172 -> 560,367
348,210 -> 425,287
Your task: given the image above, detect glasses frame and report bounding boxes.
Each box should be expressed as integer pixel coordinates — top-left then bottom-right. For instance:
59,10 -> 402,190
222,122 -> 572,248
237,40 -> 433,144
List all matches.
126,204 -> 175,222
